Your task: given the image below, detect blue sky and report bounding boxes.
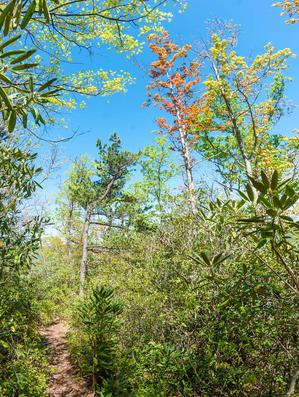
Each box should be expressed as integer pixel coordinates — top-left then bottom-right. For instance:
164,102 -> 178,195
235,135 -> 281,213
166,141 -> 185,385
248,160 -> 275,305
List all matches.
41,0 -> 299,201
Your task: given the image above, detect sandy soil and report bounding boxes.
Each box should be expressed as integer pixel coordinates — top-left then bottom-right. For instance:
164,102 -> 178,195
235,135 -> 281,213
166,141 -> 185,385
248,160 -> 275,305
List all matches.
40,321 -> 94,397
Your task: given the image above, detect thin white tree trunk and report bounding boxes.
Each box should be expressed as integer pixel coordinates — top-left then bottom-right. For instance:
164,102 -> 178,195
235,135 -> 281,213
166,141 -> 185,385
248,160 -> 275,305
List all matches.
287,368 -> 299,396
66,201 -> 74,259
233,122 -> 257,194
211,60 -> 258,202
79,206 -> 91,296
177,122 -> 197,213
167,73 -> 197,213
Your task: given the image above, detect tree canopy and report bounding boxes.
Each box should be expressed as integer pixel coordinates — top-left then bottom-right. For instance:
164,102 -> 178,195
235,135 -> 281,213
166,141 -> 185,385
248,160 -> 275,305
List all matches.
1,1 -> 299,396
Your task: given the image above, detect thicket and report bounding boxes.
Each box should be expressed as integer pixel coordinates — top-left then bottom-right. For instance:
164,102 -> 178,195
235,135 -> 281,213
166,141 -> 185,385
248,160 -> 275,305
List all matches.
35,26 -> 298,395
0,137 -> 48,396
36,166 -> 298,396
0,0 -> 187,394
1,0 -> 299,396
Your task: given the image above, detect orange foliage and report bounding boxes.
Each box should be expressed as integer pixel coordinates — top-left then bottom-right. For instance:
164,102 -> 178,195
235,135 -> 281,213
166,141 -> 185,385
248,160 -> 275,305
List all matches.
147,32 -> 202,146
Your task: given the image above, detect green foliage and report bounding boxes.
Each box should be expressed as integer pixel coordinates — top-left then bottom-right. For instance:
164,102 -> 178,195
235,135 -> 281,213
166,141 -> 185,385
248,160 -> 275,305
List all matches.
64,134 -> 138,214
67,155 -> 97,210
134,136 -> 179,217
238,170 -> 299,297
0,0 -> 187,129
31,236 -> 80,323
194,27 -> 294,185
1,8 -> 299,397
192,260 -> 298,396
0,35 -> 60,131
61,193 -> 296,395
39,164 -> 299,396
131,342 -> 194,397
0,280 -> 48,396
95,133 -> 139,202
0,136 -> 48,395
69,286 -> 123,394
274,0 -> 299,24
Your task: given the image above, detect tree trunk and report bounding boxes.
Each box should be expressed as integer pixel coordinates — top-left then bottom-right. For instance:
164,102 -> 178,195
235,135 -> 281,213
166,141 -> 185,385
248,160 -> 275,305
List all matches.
79,205 -> 92,296
168,75 -> 197,213
78,180 -> 117,296
287,368 -> 299,396
232,119 -> 257,195
177,123 -> 197,213
66,200 -> 74,259
211,60 -> 258,202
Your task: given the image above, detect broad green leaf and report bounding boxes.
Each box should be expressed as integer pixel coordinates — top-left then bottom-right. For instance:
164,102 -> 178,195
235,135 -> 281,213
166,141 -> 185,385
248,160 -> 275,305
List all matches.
200,252 -> 211,266
280,215 -> 294,222
20,0 -> 37,29
38,78 -> 57,91
40,88 -> 60,96
238,217 -> 264,223
11,49 -> 36,64
0,86 -> 12,109
0,0 -> 15,30
3,9 -> 12,36
271,170 -> 279,190
0,73 -> 12,84
0,34 -> 21,50
273,196 -> 281,209
0,49 -> 25,58
8,109 -> 16,132
29,76 -> 34,92
261,171 -> 270,189
212,253 -> 223,265
42,0 -> 50,22
250,177 -> 267,193
22,111 -> 28,128
286,185 -> 295,197
246,184 -> 255,202
238,190 -> 249,201
12,62 -> 38,70
258,196 -> 272,208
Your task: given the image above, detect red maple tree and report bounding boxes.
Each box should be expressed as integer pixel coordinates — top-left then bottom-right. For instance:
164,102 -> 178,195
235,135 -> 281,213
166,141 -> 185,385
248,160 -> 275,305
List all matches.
146,32 -> 201,212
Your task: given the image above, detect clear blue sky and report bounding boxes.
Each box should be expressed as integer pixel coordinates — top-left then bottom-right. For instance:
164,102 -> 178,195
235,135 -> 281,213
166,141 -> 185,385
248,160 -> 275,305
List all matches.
41,0 -> 299,202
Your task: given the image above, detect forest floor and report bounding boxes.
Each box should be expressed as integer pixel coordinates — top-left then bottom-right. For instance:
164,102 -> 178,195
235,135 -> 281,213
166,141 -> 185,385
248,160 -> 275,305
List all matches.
40,320 -> 94,397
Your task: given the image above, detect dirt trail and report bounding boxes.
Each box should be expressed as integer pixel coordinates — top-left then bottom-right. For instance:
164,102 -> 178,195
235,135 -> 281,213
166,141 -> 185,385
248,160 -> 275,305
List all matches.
40,321 -> 94,397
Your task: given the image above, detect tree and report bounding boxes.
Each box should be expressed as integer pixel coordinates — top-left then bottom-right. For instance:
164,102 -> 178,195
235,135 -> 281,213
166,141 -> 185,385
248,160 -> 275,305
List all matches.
56,173 -> 79,260
0,0 -> 187,52
0,134 -> 46,395
135,136 -> 179,218
0,0 -> 187,133
0,139 -> 42,277
65,134 -> 137,295
238,170 -> 299,298
71,286 -> 123,392
57,155 -> 95,263
192,28 -> 293,198
274,0 -> 299,23
238,170 -> 299,395
146,32 -> 200,213
0,34 -> 60,133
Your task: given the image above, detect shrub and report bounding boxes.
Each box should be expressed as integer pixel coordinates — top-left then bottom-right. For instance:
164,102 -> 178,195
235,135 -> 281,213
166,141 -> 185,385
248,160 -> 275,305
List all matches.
69,286 -> 123,394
